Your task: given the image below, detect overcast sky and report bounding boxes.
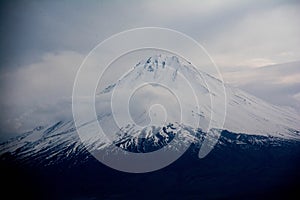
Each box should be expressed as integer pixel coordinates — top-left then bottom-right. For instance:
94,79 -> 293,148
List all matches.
0,0 -> 299,140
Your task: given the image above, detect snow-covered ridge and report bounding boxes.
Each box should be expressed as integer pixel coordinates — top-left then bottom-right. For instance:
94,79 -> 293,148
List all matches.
1,54 -> 300,164
98,54 -> 300,139
0,119 -> 297,168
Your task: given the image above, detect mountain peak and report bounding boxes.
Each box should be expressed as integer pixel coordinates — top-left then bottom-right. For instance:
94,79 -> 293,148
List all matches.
99,54 -> 196,95
98,54 -> 300,139
135,54 -> 190,72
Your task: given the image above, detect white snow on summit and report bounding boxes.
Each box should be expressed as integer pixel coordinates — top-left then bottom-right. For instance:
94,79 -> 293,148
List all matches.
97,54 -> 300,139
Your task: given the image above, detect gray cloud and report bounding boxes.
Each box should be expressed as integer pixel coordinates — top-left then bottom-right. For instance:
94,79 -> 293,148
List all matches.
223,61 -> 300,113
1,0 -> 299,68
0,51 -> 83,139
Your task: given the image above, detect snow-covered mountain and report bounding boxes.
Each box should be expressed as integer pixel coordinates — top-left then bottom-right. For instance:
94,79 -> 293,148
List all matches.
97,54 -> 300,139
2,119 -> 300,199
1,55 -> 300,199
1,54 -> 300,165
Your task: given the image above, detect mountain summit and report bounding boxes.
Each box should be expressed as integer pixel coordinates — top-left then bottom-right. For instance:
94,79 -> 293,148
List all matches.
99,54 -> 300,139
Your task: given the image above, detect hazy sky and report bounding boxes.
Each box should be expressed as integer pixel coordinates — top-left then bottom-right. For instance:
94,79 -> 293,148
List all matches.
0,0 -> 299,139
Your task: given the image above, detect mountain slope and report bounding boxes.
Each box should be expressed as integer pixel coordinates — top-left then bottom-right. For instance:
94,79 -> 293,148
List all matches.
1,123 -> 300,199
96,54 -> 300,139
1,54 -> 299,164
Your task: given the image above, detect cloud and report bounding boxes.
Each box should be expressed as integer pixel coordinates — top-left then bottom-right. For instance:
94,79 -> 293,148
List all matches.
293,93 -> 300,102
222,61 -> 300,113
236,58 -> 277,68
0,51 -> 84,138
208,2 -> 300,68
277,74 -> 300,84
2,0 -> 299,70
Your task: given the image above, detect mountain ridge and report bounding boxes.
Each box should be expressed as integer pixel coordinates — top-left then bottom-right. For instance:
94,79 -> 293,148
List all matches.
96,54 -> 300,139
1,54 -> 300,166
